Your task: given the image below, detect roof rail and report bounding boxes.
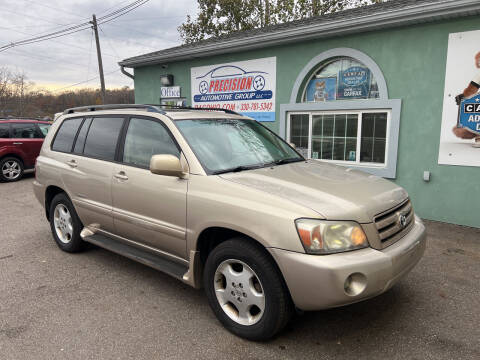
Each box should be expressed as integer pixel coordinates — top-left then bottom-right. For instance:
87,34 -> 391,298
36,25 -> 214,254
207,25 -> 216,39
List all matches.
156,104 -> 240,116
0,117 -> 46,121
62,104 -> 166,115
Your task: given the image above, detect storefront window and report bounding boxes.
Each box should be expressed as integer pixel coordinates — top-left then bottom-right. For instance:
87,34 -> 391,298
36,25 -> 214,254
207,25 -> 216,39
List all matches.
288,111 -> 388,165
303,57 -> 380,102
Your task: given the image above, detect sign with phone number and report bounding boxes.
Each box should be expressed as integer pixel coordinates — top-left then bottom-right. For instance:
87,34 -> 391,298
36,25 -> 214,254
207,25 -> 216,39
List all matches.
191,57 -> 276,122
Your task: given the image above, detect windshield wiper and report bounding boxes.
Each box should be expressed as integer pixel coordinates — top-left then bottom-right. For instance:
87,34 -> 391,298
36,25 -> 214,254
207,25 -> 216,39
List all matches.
273,157 -> 305,165
212,164 -> 264,175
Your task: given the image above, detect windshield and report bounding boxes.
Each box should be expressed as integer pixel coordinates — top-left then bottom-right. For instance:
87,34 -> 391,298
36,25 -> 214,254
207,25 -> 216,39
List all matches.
175,118 -> 304,174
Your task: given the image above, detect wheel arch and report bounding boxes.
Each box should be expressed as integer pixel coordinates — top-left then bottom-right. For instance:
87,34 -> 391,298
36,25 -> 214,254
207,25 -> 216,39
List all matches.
44,185 -> 68,221
0,153 -> 25,165
194,226 -> 289,295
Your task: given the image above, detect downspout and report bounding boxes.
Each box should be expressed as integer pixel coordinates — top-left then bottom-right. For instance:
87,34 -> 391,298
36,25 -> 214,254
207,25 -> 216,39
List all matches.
120,65 -> 134,80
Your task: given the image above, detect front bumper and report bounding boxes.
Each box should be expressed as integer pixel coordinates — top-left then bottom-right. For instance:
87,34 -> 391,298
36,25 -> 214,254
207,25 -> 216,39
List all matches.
269,216 -> 426,311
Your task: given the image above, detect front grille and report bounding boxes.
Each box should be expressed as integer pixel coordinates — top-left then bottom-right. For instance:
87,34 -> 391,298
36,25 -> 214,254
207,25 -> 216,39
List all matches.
374,199 -> 414,244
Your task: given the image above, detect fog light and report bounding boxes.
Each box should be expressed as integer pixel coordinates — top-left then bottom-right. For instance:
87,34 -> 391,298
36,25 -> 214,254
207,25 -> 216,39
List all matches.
344,273 -> 367,296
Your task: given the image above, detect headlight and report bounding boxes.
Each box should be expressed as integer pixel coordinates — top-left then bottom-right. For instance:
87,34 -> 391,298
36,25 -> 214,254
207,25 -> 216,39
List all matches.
295,219 -> 368,254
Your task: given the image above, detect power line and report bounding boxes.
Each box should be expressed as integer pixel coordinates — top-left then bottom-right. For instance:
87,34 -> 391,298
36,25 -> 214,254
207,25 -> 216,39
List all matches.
53,69 -> 121,92
99,26 -> 122,60
20,0 -> 90,21
0,0 -> 151,52
0,25 -> 117,58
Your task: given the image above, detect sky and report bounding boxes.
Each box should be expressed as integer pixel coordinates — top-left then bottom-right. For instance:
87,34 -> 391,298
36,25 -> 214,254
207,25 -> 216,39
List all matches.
0,0 -> 198,92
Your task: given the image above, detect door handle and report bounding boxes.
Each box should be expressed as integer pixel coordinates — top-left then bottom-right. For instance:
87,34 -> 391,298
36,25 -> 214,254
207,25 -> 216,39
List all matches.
114,171 -> 128,181
66,159 -> 77,168
13,142 -> 23,145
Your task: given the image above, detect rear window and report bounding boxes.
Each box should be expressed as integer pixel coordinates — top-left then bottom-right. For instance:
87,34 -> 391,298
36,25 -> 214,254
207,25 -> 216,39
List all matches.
51,118 -> 83,153
83,117 -> 124,161
0,123 -> 9,138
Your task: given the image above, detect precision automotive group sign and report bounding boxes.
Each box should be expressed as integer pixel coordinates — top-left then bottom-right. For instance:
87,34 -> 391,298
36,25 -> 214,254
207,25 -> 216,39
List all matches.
191,57 -> 276,122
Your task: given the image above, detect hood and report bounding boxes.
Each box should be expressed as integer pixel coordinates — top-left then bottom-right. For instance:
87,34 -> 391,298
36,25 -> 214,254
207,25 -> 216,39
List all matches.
219,160 -> 408,223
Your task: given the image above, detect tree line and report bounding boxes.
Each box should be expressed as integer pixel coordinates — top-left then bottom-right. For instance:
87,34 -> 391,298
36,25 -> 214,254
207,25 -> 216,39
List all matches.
179,0 -> 384,43
0,67 -> 134,120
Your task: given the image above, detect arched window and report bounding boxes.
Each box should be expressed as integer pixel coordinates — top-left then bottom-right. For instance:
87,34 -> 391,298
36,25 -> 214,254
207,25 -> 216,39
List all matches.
281,48 -> 401,178
302,57 -> 380,102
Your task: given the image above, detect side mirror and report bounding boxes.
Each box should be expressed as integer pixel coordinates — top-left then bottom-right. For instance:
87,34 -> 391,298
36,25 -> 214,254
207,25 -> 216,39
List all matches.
150,154 -> 187,178
288,142 -> 296,149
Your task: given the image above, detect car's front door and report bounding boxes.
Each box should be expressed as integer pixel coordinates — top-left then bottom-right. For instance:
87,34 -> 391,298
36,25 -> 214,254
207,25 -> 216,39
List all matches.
111,116 -> 188,259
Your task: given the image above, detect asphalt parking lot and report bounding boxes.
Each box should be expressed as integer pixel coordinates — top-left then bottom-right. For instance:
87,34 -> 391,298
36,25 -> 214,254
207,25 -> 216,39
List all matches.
1,176 -> 479,360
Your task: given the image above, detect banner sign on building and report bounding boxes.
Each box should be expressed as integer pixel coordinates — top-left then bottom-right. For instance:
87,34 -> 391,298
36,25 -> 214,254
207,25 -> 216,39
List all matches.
191,57 -> 276,122
337,66 -> 371,99
439,29 -> 480,167
305,77 -> 337,102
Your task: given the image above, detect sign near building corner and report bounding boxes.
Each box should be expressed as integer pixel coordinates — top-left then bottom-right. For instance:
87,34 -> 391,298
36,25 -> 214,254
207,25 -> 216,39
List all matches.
161,86 -> 181,98
191,57 -> 276,122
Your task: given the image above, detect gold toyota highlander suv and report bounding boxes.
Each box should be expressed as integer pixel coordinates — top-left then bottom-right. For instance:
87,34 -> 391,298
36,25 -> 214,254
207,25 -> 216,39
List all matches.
33,104 -> 426,340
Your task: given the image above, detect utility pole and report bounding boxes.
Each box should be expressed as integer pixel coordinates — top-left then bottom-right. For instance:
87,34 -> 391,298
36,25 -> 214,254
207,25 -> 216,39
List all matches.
90,14 -> 106,104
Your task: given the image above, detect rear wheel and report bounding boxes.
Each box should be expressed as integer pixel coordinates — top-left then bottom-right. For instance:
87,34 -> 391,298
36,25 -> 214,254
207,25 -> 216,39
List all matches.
204,238 -> 293,341
49,193 -> 85,253
0,157 -> 24,182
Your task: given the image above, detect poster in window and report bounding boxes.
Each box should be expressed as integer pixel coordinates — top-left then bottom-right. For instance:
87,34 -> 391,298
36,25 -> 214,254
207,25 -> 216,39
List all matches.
305,77 -> 337,102
337,66 -> 371,99
438,30 -> 480,167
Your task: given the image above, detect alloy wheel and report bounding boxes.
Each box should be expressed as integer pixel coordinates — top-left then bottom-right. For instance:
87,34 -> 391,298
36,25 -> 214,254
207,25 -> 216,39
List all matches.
214,259 -> 265,326
53,204 -> 73,244
2,160 -> 21,180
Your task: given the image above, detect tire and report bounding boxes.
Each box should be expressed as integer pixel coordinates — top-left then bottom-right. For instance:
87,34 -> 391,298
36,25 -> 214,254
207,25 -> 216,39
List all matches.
0,157 -> 24,182
49,193 -> 85,253
204,237 -> 293,341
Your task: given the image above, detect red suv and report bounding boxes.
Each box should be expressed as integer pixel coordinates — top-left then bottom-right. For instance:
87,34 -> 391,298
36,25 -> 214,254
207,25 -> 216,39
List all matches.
0,119 -> 51,182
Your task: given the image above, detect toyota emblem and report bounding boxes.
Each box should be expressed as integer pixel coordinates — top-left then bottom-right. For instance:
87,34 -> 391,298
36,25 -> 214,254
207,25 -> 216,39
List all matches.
399,214 -> 407,228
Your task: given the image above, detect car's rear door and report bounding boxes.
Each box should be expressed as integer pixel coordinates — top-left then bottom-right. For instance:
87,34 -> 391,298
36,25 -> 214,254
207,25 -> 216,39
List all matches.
0,122 -> 12,156
51,116 -> 125,233
11,122 -> 45,168
111,116 -> 188,259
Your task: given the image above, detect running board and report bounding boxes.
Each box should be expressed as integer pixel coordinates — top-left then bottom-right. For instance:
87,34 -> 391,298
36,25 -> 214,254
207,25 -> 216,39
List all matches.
82,233 -> 188,281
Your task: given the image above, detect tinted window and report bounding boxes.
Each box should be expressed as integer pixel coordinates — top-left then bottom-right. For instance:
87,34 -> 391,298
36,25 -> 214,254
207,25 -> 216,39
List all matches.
83,117 -> 124,161
0,123 -> 9,138
73,118 -> 92,154
37,123 -> 51,138
52,118 -> 83,152
12,123 -> 43,138
123,118 -> 179,168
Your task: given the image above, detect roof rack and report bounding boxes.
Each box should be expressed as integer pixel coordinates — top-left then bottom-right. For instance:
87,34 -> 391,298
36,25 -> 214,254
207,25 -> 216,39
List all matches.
63,104 -> 166,115
62,104 -> 242,116
156,104 -> 240,115
0,117 -> 47,121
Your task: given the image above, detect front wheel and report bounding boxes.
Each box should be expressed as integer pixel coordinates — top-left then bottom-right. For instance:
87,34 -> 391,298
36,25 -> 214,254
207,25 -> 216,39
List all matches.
204,238 -> 293,341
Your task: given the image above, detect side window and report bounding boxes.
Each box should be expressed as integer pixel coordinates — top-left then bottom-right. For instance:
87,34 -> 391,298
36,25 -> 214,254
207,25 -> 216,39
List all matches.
11,123 -> 43,139
37,123 -> 51,138
0,123 -> 9,138
51,118 -> 83,153
123,117 -> 180,168
73,118 -> 92,154
83,117 -> 124,161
